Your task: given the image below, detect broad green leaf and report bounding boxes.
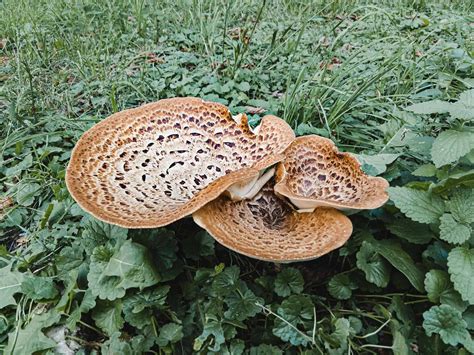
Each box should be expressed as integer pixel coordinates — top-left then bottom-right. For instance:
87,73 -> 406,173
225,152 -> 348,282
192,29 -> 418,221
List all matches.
92,301 -> 124,336
446,189 -> 474,224
16,182 -> 41,206
157,323 -> 183,346
82,217 -> 128,251
387,218 -> 434,244
274,268 -> 304,297
432,169 -> 474,194
324,318 -> 350,352
412,164 -> 437,177
101,332 -> 133,355
372,240 -> 425,292
212,265 -> 240,296
424,270 -> 468,312
0,265 -> 24,309
194,320 -> 225,352
439,214 -> 471,245
405,100 -> 452,114
273,295 -> 314,346
104,240 -> 160,290
249,344 -> 283,355
356,153 -> 399,175
423,305 -> 471,348
388,187 -> 444,224
88,241 -> 159,301
5,311 -> 60,354
464,308 -> 474,330
224,286 -> 262,321
431,130 -> 474,168
449,90 -> 474,120
21,275 -> 58,300
356,242 -> 390,287
448,247 -> 474,304
392,330 -> 409,355
327,274 -> 358,300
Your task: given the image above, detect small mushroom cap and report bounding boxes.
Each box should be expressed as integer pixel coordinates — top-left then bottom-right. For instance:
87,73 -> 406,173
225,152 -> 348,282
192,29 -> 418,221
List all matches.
274,135 -> 389,211
66,97 -> 295,228
193,182 -> 353,262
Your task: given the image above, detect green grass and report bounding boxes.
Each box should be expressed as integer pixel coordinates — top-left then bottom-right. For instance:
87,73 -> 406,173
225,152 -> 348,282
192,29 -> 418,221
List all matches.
1,0 -> 473,353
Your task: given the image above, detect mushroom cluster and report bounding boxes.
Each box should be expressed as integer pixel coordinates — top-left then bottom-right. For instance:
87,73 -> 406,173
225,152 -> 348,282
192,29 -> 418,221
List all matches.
67,97 -> 388,262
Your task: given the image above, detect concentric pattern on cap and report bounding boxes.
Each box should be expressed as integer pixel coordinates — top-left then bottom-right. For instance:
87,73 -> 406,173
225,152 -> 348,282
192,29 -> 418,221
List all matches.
66,97 -> 295,228
193,183 -> 353,262
274,135 -> 389,211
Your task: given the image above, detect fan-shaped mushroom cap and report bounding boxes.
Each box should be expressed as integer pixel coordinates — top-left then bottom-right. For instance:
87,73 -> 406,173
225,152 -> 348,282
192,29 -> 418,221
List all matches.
274,135 -> 389,212
193,182 -> 352,262
66,97 -> 295,228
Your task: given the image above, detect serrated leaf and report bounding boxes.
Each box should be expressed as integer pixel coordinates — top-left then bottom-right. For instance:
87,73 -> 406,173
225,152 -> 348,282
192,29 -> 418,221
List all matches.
446,189 -> 474,224
424,270 -> 468,312
356,242 -> 391,287
387,218 -> 434,244
272,295 -> 314,346
0,265 -> 24,309
405,100 -> 452,114
327,274 -> 358,300
388,187 -> 444,224
4,311 -> 60,354
21,275 -> 58,300
88,241 -> 159,301
92,301 -> 124,336
431,130 -> 474,168
447,247 -> 474,304
439,214 -> 471,245
157,323 -> 183,346
194,320 -> 225,352
212,265 -> 240,296
104,240 -> 160,289
224,285 -> 262,321
423,305 -> 471,347
274,268 -> 304,297
371,240 -> 425,292
412,164 -> 437,177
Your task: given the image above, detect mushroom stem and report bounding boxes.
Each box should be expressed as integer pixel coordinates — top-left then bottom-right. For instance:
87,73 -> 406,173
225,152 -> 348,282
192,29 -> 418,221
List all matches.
226,168 -> 275,201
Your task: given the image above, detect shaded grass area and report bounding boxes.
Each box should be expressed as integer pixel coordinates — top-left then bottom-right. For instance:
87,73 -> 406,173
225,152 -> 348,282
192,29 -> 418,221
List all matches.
0,0 -> 473,353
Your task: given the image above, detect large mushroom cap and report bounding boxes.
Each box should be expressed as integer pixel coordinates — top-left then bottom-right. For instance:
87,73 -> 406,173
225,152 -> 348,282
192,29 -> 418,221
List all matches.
274,135 -> 389,211
66,97 -> 295,228
193,182 -> 353,262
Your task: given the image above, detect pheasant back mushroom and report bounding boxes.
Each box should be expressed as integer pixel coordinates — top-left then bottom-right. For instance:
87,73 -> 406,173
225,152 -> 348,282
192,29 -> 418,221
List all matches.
193,181 -> 353,262
66,97 -> 295,228
274,135 -> 389,212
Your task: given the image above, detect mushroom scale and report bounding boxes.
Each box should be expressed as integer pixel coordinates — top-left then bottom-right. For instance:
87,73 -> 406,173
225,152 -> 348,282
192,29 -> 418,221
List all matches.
193,182 -> 353,262
66,97 -> 295,228
274,135 -> 389,212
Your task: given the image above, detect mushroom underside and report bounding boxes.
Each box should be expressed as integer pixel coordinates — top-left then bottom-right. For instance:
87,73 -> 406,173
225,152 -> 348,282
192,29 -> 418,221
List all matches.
193,182 -> 353,262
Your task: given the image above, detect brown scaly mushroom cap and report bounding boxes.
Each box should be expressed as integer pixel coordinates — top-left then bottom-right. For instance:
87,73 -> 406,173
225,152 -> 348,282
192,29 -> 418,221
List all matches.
66,97 -> 295,228
274,135 -> 389,212
193,181 -> 353,262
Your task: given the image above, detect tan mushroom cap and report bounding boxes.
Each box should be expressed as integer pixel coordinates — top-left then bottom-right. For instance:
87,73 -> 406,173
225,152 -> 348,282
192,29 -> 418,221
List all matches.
193,182 -> 353,262
274,135 -> 389,212
66,97 -> 295,228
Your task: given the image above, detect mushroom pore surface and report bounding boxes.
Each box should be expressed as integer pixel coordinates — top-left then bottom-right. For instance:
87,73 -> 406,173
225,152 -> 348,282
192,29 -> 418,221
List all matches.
193,182 -> 353,262
66,97 -> 295,228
